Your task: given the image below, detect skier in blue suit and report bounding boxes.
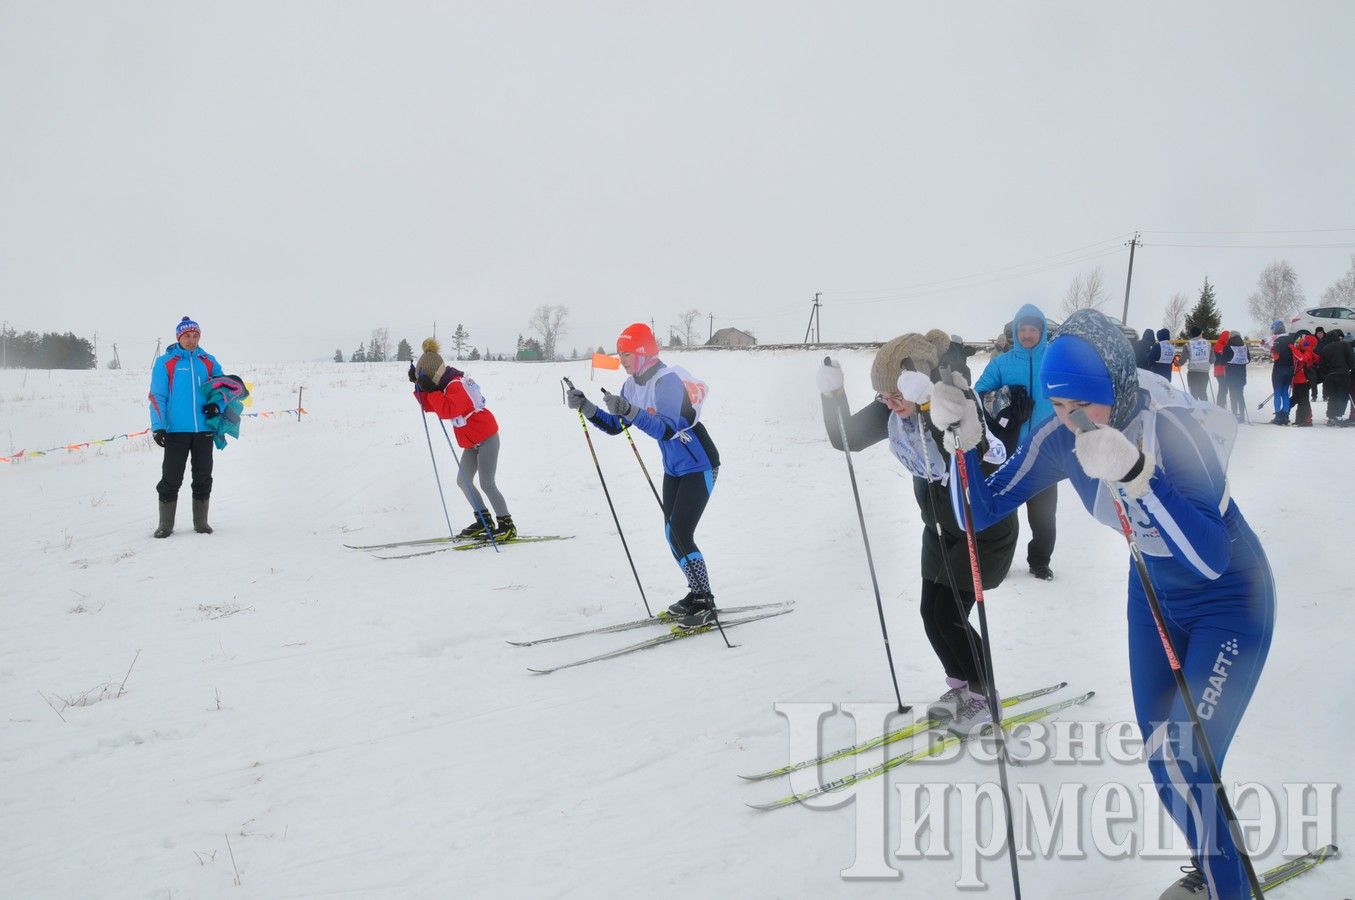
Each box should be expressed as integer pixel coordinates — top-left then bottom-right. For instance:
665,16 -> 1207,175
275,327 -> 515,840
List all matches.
931,308 -> 1274,900
565,323 -> 721,628
973,302 -> 1060,580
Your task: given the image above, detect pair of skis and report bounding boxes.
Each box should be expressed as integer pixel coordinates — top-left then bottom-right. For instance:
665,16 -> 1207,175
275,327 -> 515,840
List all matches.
510,603 -> 795,674
343,533 -> 574,559
745,687 -> 1096,810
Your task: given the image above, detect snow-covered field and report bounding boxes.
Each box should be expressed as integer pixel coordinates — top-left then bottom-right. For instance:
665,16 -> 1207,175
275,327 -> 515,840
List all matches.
1,351 -> 1346,898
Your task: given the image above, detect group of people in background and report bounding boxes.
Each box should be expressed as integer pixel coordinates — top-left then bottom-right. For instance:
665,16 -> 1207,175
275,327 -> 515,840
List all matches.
1134,320 -> 1355,427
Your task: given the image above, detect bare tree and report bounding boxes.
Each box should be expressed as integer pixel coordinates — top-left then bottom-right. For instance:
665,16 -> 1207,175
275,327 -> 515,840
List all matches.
1321,253 -> 1355,308
674,309 -> 701,347
369,327 -> 390,363
1162,292 -> 1189,336
1247,260 -> 1304,328
1060,267 -> 1108,317
527,305 -> 569,361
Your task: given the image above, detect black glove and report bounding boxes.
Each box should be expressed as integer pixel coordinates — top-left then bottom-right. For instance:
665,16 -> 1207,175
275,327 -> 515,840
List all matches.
604,392 -> 636,420
407,363 -> 418,384
1005,385 -> 1034,427
153,429 -> 167,447
416,373 -> 439,392
202,403 -> 220,418
565,388 -> 597,417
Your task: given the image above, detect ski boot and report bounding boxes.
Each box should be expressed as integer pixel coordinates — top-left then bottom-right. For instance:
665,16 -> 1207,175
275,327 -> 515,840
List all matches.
674,592 -> 718,629
926,678 -> 969,722
457,513 -> 492,539
1158,864 -> 1206,898
946,688 -> 997,737
492,514 -> 516,541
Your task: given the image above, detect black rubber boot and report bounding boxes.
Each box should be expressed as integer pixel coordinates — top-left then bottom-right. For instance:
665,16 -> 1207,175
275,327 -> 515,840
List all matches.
154,499 -> 176,539
192,498 -> 213,534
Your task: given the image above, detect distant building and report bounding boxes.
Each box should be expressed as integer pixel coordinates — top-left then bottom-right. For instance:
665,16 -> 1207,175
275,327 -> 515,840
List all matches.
706,327 -> 757,348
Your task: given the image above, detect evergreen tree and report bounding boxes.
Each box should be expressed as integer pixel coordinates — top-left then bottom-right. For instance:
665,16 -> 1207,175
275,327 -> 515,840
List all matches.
517,337 -> 543,360
334,348 -> 344,363
366,338 -> 385,362
467,347 -> 481,360
396,339 -> 413,361
1183,277 -> 1223,340
352,345 -> 366,363
452,324 -> 470,360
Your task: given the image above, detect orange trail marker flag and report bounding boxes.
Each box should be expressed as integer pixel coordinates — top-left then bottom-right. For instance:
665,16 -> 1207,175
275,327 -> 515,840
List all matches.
591,353 -> 620,370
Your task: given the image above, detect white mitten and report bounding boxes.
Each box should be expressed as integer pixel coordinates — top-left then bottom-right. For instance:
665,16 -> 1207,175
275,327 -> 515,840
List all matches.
896,370 -> 933,406
1074,426 -> 1153,497
816,358 -> 845,395
929,374 -> 981,453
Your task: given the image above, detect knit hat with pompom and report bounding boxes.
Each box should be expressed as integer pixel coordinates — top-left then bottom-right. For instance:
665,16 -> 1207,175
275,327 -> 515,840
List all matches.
415,338 -> 446,381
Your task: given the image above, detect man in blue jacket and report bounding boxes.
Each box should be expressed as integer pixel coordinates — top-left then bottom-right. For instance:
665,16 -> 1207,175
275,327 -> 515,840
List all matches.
973,303 -> 1059,579
148,316 -> 223,537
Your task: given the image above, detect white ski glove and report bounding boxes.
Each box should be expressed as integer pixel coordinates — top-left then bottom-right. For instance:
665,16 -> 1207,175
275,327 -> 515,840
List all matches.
896,370 -> 933,406
1074,425 -> 1154,498
817,358 -> 845,395
928,373 -> 982,453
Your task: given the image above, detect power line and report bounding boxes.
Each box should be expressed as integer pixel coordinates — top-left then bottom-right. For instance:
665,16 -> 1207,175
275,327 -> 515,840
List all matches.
1141,227 -> 1355,235
1142,242 -> 1355,249
826,245 -> 1126,307
821,233 -> 1133,299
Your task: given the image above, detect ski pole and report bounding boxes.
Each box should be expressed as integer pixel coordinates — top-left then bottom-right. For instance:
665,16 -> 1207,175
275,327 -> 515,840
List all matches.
561,377 -> 653,618
436,418 -> 498,553
824,358 -> 908,714
414,391 -> 456,540
601,386 -> 663,509
949,422 -> 1024,900
1068,407 -> 1264,899
1255,391 -> 1274,411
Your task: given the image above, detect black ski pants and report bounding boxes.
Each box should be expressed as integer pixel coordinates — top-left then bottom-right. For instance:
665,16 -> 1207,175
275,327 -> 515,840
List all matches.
919,577 -> 987,691
1025,483 -> 1058,570
662,468 -> 716,589
157,432 -> 214,502
1325,373 -> 1351,420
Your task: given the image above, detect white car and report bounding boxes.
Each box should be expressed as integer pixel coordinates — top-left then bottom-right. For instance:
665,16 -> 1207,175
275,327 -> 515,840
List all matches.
1287,306 -> 1355,335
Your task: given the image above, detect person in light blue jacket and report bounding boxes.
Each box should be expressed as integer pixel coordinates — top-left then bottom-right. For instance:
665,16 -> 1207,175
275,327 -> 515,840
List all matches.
148,316 -> 223,537
973,303 -> 1059,580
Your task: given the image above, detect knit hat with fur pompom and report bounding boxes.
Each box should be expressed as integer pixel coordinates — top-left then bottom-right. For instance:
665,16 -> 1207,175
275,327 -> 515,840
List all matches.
415,338 -> 446,381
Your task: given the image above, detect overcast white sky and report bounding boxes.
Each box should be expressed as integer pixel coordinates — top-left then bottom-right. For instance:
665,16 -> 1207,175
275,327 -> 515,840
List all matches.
3,1 -> 1354,364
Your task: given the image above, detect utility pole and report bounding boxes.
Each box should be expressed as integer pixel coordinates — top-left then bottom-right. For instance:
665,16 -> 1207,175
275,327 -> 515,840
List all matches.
152,337 -> 162,366
802,292 -> 822,344
649,318 -> 656,336
708,313 -> 714,342
1120,232 -> 1141,325
93,331 -> 98,369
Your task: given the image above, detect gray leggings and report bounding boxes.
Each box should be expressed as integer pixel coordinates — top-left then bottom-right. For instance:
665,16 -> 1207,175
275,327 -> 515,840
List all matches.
457,432 -> 509,517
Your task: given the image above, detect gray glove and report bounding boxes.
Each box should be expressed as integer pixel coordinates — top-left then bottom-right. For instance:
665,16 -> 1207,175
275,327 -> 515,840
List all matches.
604,392 -> 636,420
565,388 -> 597,417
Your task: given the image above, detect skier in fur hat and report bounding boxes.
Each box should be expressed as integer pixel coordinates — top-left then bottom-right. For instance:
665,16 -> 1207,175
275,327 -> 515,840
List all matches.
816,333 -> 1019,735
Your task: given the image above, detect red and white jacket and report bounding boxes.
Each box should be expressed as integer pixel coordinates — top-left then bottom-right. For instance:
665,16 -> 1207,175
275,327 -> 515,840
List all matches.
413,366 -> 498,448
